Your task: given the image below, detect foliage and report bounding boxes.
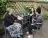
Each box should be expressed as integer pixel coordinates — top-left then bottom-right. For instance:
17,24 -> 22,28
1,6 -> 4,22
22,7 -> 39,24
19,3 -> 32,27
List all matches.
42,12 -> 48,20
23,6 -> 30,12
23,6 -> 31,15
0,0 -> 6,19
0,0 -> 6,35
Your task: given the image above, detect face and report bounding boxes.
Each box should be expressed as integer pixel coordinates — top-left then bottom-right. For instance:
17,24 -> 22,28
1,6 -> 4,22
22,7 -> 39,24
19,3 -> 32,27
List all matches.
31,8 -> 34,12
31,8 -> 34,15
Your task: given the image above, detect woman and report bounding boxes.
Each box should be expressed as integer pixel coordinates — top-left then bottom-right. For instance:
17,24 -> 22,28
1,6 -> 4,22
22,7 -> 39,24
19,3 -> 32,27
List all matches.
36,7 -> 43,29
4,12 -> 14,27
28,7 -> 36,34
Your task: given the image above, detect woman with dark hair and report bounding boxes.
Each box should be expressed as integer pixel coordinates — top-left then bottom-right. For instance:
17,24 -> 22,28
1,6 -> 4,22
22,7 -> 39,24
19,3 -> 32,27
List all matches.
28,7 -> 37,34
36,7 -> 43,29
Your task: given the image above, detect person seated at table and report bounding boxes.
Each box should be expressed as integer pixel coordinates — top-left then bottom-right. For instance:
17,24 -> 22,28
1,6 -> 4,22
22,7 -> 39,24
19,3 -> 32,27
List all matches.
30,7 -> 43,30
28,7 -> 37,34
6,20 -> 23,38
36,7 -> 43,29
4,9 -> 15,27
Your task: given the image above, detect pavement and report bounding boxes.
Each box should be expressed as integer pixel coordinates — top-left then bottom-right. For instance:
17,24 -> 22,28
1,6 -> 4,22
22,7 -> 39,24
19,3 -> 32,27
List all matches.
0,20 -> 48,38
34,20 -> 48,38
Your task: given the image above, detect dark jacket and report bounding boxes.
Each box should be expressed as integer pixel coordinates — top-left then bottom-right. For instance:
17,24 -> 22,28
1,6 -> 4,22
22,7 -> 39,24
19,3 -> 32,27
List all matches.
36,14 -> 43,23
4,15 -> 14,27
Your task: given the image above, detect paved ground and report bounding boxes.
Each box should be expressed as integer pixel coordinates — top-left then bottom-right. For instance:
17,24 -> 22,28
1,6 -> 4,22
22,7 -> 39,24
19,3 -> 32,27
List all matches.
23,20 -> 48,38
34,20 -> 48,38
0,20 -> 48,38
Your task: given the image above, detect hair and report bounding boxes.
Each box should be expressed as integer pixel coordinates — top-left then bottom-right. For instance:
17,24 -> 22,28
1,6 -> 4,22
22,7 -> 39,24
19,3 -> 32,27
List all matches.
36,7 -> 41,14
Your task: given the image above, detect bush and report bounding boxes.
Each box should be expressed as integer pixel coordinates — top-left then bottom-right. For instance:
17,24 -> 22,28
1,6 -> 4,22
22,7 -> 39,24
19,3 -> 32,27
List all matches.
0,0 -> 6,35
23,6 -> 32,15
0,0 -> 6,20
42,12 -> 48,20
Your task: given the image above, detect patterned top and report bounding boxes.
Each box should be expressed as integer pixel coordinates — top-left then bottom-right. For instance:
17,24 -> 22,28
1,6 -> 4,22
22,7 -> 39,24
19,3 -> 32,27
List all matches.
6,23 -> 23,37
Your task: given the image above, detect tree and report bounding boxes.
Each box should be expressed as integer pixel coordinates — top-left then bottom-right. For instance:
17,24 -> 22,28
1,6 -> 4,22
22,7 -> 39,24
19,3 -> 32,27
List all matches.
0,0 -> 6,19
0,0 -> 7,24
